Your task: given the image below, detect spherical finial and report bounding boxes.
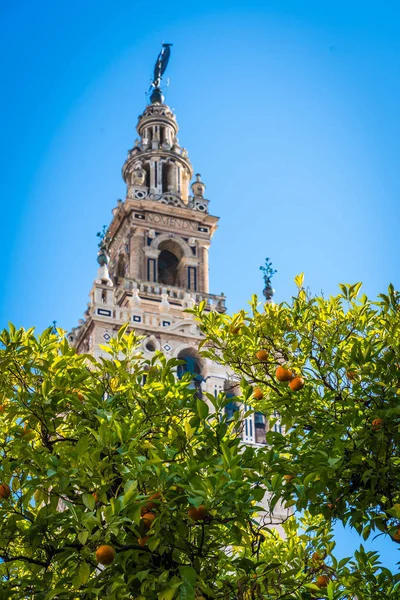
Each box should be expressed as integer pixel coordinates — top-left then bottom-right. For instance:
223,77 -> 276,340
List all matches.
150,87 -> 164,104
263,284 -> 275,301
260,258 -> 277,301
97,249 -> 109,267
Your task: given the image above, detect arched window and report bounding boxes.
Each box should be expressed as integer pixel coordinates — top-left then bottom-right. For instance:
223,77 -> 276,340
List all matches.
177,349 -> 203,398
162,162 -> 169,193
116,255 -> 127,279
225,400 -> 240,422
158,250 -> 179,286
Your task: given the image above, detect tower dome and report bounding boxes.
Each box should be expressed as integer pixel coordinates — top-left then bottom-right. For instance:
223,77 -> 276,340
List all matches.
122,100 -> 193,205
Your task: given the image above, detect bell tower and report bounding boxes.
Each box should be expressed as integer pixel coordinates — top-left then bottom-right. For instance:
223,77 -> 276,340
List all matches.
69,45 -> 227,397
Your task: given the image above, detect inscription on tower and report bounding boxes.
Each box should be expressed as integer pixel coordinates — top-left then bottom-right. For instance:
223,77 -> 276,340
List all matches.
147,213 -> 197,232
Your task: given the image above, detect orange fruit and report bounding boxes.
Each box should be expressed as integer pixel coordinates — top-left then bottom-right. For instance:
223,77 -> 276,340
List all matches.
141,512 -> 156,530
312,551 -> 322,561
145,492 -> 161,511
229,323 -> 242,334
255,350 -> 269,362
252,387 -> 263,400
92,492 -> 98,503
283,475 -> 294,483
289,377 -> 304,392
95,545 -> 116,565
138,535 -> 149,547
276,367 -> 294,382
372,418 -> 383,430
316,575 -> 329,588
393,528 -> 400,541
327,503 -> 335,510
188,505 -> 207,521
0,484 -> 11,500
346,371 -> 357,381
0,405 -> 5,414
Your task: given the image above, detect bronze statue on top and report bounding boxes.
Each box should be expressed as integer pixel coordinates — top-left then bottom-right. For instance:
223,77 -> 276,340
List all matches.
149,43 -> 173,103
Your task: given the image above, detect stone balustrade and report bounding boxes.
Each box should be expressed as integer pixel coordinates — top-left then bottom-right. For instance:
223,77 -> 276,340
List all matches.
118,278 -> 226,312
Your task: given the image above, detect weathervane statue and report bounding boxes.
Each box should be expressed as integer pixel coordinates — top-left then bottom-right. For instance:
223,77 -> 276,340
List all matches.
149,43 -> 173,103
260,258 -> 277,301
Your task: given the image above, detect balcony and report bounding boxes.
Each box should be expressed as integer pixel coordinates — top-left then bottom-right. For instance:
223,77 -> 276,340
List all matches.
117,278 -> 226,313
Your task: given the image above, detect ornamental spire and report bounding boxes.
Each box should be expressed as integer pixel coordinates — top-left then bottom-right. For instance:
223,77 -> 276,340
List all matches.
149,43 -> 173,104
260,257 -> 277,301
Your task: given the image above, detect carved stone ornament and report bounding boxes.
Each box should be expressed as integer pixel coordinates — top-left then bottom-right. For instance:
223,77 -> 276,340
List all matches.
131,163 -> 146,186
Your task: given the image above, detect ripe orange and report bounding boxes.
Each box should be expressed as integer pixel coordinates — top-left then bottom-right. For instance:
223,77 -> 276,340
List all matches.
252,387 -> 264,400
141,512 -> 156,530
283,475 -> 295,483
95,545 -> 116,565
276,367 -> 293,382
188,505 -> 207,521
229,323 -> 242,334
23,423 -> 33,435
312,551 -> 322,561
255,350 -> 269,362
316,575 -> 329,588
393,528 -> 400,541
138,535 -> 149,547
92,492 -> 98,503
372,418 -> 383,430
0,484 -> 11,500
327,503 -> 335,510
289,377 -> 304,392
145,492 -> 161,510
0,405 -> 5,414
346,371 -> 357,381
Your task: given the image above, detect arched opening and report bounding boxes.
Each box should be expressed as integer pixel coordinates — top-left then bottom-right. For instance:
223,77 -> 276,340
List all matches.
116,255 -> 127,279
157,239 -> 184,287
158,250 -> 179,286
162,162 -> 170,193
143,162 -> 151,187
177,349 -> 203,398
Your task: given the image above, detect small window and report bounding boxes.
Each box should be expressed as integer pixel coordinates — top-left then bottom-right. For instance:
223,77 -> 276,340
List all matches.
145,341 -> 156,353
177,351 -> 202,398
225,400 -> 239,422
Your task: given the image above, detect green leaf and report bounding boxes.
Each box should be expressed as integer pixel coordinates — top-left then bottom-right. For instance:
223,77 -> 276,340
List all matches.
79,561 -> 90,585
179,566 -> 197,586
82,492 -> 96,511
196,398 -> 209,419
78,530 -> 89,545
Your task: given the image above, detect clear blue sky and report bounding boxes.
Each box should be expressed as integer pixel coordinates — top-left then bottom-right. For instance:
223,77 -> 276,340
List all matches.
1,0 -> 399,571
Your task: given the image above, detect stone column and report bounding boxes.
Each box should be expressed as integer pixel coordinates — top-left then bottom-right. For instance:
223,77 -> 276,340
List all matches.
198,243 -> 210,293
129,228 -> 145,280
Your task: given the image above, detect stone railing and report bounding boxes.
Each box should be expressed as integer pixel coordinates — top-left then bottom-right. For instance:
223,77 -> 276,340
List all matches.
118,279 -> 226,313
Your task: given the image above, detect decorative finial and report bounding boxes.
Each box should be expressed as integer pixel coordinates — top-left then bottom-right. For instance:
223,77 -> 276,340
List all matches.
260,258 -> 277,301
96,225 -> 111,264
96,226 -> 113,286
149,43 -> 173,104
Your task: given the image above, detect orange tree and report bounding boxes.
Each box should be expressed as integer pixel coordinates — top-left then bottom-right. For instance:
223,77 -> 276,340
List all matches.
0,323 -> 398,599
191,277 -> 400,550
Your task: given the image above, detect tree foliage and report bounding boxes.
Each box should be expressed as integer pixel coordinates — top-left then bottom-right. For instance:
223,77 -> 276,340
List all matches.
192,279 -> 400,547
0,319 -> 398,598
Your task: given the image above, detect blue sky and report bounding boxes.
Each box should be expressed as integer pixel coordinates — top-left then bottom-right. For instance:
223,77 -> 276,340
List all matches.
1,0 -> 400,571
